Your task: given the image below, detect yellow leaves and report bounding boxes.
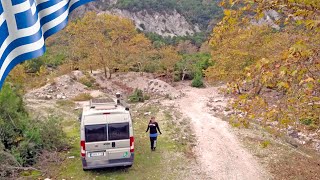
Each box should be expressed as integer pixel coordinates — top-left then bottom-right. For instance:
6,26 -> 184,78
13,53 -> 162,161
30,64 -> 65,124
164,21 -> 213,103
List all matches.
239,94 -> 249,100
261,71 -> 274,84
291,70 -> 298,77
210,0 -> 320,131
257,12 -> 265,19
288,41 -> 312,58
299,77 -> 315,85
305,20 -> 318,30
67,12 -> 153,77
260,58 -> 270,65
8,64 -> 27,85
158,46 -> 181,73
219,1 -> 225,7
279,67 -> 287,77
14,136 -> 24,143
224,9 -> 232,16
36,66 -> 48,77
277,82 -> 290,89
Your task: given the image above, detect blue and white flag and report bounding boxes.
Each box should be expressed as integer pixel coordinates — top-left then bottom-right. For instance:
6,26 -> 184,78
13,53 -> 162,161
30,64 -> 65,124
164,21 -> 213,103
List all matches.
0,0 -> 93,88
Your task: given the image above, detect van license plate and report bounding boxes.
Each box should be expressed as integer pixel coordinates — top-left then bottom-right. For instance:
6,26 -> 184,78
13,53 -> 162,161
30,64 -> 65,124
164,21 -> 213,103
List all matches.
90,152 -> 104,157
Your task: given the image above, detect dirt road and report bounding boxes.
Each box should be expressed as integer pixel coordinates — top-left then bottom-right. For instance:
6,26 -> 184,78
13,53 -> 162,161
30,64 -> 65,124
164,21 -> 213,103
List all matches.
176,86 -> 269,180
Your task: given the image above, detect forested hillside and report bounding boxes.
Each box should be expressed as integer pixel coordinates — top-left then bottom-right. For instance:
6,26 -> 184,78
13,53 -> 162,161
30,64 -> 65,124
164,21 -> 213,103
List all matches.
115,0 -> 222,30
1,0 -> 319,179
74,0 -> 223,39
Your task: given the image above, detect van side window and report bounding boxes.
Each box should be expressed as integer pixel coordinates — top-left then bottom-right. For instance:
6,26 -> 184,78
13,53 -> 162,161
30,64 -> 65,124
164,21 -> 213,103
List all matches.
108,123 -> 129,140
85,124 -> 107,142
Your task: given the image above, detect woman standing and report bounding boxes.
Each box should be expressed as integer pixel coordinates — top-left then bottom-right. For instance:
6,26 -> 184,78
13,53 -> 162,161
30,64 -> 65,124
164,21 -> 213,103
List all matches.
146,117 -> 162,151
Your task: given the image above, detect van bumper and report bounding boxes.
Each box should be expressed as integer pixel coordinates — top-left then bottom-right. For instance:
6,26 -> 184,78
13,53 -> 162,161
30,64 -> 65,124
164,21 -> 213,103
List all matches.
82,153 -> 134,170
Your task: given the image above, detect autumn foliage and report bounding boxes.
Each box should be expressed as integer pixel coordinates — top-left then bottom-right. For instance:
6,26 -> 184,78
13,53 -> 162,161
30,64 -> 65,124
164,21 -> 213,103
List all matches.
206,0 -> 319,131
65,12 -> 181,80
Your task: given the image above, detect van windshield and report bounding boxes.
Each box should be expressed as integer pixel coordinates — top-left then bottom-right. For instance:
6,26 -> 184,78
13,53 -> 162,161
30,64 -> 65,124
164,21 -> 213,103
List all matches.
85,124 -> 107,142
108,123 -> 129,140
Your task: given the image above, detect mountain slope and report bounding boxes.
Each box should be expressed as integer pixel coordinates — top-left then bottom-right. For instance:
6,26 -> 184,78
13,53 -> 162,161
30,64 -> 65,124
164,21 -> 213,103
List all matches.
71,0 -> 223,36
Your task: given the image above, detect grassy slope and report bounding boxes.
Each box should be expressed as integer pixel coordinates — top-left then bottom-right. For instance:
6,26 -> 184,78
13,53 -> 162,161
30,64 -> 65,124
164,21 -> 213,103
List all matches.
37,102 -> 197,180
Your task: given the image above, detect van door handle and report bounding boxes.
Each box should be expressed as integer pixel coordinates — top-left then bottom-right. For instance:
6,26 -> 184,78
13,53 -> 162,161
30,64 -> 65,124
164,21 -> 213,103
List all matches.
103,143 -> 110,146
112,142 -> 115,148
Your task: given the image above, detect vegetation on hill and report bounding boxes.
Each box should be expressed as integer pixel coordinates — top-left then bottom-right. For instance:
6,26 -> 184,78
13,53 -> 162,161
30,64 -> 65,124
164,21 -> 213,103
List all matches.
66,12 -> 181,80
116,0 -> 223,30
144,32 -> 207,48
205,0 -> 320,131
0,84 -> 66,178
7,12 -> 211,91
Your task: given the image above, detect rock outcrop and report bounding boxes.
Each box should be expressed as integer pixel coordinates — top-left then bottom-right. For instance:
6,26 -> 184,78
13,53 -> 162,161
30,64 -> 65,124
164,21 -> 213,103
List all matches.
71,1 -> 200,37
101,9 -> 200,37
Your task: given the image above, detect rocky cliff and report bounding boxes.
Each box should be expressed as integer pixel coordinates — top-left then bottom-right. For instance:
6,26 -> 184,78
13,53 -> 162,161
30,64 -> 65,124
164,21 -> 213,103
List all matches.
72,0 -> 202,37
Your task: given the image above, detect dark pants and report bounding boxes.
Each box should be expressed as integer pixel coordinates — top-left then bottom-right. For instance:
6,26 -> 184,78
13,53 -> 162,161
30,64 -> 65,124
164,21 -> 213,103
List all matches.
150,137 -> 157,149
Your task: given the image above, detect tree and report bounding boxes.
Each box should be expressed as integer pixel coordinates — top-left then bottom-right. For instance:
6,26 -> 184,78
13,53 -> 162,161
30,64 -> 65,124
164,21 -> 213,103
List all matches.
6,65 -> 27,90
176,40 -> 198,54
125,34 -> 153,74
206,0 -> 320,130
67,12 -> 108,76
67,13 -> 152,79
176,53 -> 212,81
157,46 -> 181,80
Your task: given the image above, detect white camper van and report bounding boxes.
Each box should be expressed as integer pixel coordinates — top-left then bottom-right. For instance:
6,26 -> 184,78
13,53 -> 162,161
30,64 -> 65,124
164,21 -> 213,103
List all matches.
80,94 -> 134,170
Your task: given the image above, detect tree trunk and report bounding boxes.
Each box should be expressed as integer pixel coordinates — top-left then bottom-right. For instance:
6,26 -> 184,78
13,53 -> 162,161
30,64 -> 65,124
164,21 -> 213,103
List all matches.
182,67 -> 187,81
104,66 -> 107,78
109,69 -> 112,79
138,62 -> 143,76
236,83 -> 241,94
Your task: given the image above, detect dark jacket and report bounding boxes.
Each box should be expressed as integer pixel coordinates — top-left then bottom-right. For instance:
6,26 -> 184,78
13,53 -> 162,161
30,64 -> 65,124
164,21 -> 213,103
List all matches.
146,121 -> 162,134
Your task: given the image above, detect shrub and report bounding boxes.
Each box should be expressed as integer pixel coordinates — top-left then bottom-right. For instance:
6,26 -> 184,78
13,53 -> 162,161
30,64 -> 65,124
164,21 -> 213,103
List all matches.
260,140 -> 271,148
0,84 -> 67,178
144,94 -> 151,101
191,74 -> 204,88
39,116 -> 67,151
173,71 -> 181,82
129,89 -> 145,103
0,150 -> 19,177
79,75 -> 96,88
300,118 -> 313,126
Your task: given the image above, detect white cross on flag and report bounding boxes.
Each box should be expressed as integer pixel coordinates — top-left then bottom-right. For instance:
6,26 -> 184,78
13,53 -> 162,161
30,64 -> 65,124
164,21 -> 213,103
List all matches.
0,0 -> 92,88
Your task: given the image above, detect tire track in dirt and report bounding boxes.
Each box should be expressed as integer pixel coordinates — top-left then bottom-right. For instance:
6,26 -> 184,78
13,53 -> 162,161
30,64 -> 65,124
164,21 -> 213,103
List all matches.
176,86 -> 269,180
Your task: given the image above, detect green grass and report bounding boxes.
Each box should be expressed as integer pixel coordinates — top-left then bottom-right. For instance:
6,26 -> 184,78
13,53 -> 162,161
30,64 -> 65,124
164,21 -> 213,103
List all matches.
42,104 -> 194,180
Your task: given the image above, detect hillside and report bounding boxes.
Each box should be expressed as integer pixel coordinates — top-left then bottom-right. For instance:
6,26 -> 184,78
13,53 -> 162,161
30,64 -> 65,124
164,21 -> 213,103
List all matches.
3,70 -> 320,179
72,0 -> 223,36
1,0 -> 319,179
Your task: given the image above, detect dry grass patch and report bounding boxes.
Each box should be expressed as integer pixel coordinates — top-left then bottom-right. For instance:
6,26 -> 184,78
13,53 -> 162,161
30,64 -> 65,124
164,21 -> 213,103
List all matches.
72,93 -> 92,101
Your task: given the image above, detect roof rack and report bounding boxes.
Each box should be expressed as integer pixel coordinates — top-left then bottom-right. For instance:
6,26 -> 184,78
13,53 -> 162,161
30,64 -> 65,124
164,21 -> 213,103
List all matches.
90,97 -> 116,109
88,93 -> 130,111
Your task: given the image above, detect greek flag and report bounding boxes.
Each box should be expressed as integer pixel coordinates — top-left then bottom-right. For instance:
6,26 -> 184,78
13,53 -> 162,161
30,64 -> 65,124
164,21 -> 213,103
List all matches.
0,0 -> 93,88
